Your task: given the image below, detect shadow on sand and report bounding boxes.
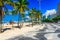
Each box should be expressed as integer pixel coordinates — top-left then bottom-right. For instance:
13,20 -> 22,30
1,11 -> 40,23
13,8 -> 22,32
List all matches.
34,33 -> 47,40
7,28 -> 60,40
7,35 -> 37,40
7,27 -> 48,40
2,28 -> 11,32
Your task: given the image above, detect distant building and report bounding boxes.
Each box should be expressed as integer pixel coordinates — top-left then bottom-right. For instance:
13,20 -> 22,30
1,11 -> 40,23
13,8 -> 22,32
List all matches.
57,3 -> 60,16
47,15 -> 51,19
42,15 -> 46,20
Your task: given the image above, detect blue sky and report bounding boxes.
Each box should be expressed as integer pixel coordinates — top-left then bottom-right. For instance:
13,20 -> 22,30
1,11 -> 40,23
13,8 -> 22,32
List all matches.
5,0 -> 60,13
5,0 -> 40,10
3,0 -> 60,22
41,0 -> 60,13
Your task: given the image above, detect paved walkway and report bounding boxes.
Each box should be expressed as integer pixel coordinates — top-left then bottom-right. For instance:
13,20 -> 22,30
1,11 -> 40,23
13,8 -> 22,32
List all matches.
7,23 -> 60,40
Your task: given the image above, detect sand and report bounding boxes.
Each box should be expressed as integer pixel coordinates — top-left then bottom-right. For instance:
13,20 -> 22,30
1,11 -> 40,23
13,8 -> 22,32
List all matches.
0,23 -> 45,40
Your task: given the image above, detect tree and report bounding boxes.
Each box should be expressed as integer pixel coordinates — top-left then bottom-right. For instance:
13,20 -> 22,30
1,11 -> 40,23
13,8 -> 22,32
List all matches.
42,18 -> 53,22
0,0 -> 14,33
29,8 -> 42,27
35,10 -> 42,24
52,16 -> 60,22
28,8 -> 36,27
29,13 -> 34,27
10,9 -> 18,29
21,13 -> 25,27
12,0 -> 29,28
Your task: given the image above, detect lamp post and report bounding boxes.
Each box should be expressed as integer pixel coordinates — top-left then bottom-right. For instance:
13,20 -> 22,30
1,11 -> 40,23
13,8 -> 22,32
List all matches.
37,0 -> 41,10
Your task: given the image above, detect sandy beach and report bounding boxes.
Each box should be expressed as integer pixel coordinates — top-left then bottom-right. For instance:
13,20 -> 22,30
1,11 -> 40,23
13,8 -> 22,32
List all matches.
0,23 -> 45,40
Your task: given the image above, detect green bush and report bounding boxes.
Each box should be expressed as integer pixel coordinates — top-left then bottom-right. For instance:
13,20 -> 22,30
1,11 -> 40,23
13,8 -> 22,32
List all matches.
42,18 -> 53,22
52,16 -> 60,22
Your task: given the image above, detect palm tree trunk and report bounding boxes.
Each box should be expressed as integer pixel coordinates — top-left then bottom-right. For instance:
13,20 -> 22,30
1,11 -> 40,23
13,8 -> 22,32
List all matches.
32,18 -> 33,27
29,21 -> 30,27
18,19 -> 20,28
12,16 -> 14,29
18,13 -> 20,28
22,18 -> 24,27
38,18 -> 40,24
18,13 -> 22,29
0,6 -> 3,33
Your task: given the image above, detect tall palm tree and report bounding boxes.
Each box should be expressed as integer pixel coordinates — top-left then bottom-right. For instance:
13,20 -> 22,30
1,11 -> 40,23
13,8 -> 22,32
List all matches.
12,0 -> 29,28
0,0 -> 6,33
0,0 -> 15,33
10,9 -> 17,29
29,8 -> 42,26
21,13 -> 25,25
35,10 -> 42,24
29,13 -> 34,27
28,8 -> 36,27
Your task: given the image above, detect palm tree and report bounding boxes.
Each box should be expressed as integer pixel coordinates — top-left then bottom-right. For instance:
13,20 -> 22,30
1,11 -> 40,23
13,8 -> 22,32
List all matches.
12,0 -> 29,28
28,8 -> 36,27
35,10 -> 42,24
29,13 -> 34,27
29,8 -> 42,27
0,0 -> 15,33
0,0 -> 5,33
21,13 -> 25,26
10,9 -> 17,29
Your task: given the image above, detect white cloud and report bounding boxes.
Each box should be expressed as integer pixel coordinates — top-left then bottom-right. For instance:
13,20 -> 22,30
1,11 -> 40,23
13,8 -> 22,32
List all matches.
26,16 -> 30,18
43,9 -> 56,18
